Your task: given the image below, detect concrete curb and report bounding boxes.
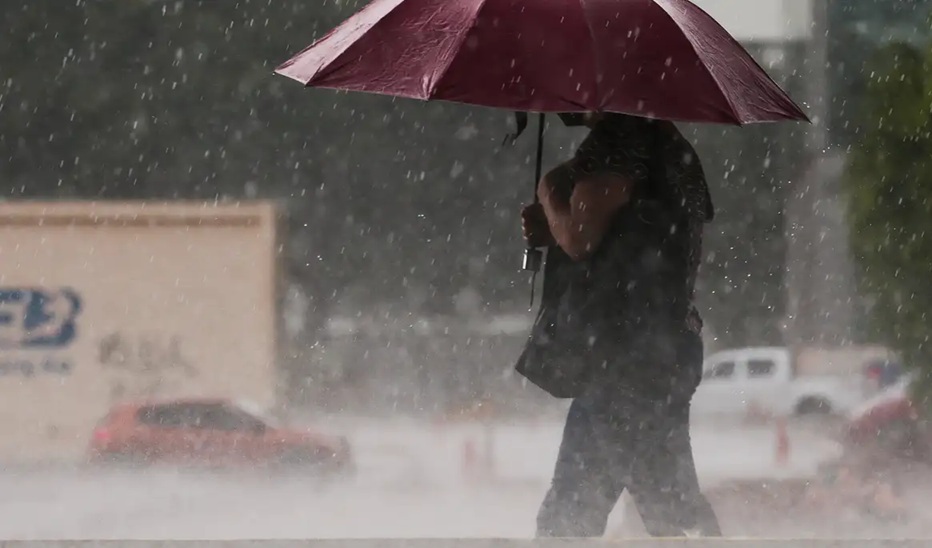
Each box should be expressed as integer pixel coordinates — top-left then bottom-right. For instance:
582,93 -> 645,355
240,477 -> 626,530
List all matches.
1,540 -> 931,547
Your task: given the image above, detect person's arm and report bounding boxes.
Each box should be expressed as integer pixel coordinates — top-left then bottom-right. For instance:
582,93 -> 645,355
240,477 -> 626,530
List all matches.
537,162 -> 634,261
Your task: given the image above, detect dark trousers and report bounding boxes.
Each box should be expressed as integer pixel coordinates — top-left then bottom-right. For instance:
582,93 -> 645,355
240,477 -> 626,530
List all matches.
536,333 -> 722,538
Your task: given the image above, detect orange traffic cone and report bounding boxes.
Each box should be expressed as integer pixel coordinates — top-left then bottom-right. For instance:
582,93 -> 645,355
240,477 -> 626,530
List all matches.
775,417 -> 790,466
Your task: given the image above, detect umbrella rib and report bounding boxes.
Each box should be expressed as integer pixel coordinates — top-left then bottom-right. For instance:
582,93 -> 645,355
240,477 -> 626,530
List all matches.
275,0 -> 410,84
657,0 -> 809,123
426,0 -> 492,100
577,0 -> 602,111
653,0 -> 809,126
650,0 -> 743,125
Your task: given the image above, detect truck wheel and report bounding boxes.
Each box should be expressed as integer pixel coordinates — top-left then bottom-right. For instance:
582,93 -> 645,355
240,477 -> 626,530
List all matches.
795,397 -> 832,415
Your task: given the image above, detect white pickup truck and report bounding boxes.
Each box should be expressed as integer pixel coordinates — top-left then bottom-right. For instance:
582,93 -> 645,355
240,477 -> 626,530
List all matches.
691,345 -> 894,418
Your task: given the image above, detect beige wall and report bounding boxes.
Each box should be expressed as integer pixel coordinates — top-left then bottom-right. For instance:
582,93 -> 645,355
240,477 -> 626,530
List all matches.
0,201 -> 279,461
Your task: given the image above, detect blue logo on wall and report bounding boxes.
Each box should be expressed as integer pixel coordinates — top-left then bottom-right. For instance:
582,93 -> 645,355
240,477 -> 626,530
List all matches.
0,288 -> 82,349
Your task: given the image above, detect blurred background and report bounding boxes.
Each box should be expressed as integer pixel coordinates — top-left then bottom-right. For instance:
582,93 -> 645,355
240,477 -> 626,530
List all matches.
2,0 -> 932,540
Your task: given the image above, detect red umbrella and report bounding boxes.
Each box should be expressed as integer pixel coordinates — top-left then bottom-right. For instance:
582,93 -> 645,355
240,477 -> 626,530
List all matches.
275,0 -> 808,124
274,0 -> 808,280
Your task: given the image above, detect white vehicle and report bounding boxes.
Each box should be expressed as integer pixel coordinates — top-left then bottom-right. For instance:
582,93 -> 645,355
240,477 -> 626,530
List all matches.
691,345 -> 893,418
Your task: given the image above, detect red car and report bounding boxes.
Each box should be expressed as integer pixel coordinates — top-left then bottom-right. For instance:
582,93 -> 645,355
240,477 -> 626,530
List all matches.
88,398 -> 353,473
845,375 -> 927,458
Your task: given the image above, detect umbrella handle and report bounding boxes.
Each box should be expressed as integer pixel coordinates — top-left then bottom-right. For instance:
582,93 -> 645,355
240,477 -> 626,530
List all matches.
522,247 -> 543,272
523,113 -> 546,274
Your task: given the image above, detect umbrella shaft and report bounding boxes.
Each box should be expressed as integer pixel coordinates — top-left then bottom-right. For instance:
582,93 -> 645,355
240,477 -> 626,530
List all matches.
533,113 -> 545,203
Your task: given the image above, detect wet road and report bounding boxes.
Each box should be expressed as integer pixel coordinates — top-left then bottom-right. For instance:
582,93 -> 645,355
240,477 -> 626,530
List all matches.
0,419 -> 840,539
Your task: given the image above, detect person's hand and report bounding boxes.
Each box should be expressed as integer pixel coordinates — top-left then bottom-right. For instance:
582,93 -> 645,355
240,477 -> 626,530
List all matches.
521,203 -> 553,248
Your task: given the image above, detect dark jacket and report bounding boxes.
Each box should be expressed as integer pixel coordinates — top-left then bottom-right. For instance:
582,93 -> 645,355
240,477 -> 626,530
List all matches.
516,116 -> 713,398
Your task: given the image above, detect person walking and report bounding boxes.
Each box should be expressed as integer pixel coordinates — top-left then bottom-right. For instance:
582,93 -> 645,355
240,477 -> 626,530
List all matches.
518,112 -> 722,538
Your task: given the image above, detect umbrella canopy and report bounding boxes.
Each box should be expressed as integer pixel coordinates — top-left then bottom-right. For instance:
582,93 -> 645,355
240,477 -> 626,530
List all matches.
275,0 -> 808,125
